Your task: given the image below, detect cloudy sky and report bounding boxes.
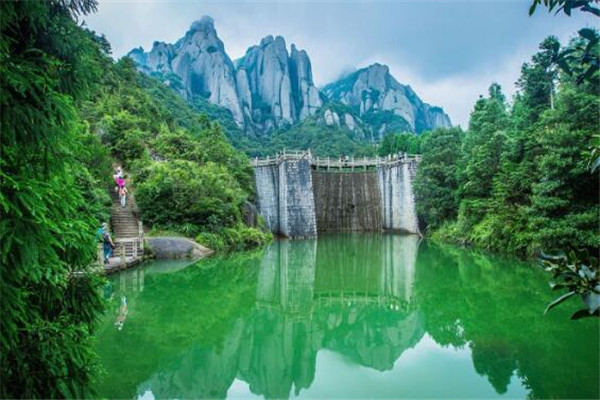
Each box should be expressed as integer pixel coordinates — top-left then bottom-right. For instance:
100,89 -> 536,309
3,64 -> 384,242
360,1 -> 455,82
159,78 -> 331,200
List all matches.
83,0 -> 596,127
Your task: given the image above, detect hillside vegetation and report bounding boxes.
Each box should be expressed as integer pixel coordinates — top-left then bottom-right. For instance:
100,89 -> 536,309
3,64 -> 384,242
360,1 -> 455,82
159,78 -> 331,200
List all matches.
1,2 -> 269,396
413,35 -> 599,258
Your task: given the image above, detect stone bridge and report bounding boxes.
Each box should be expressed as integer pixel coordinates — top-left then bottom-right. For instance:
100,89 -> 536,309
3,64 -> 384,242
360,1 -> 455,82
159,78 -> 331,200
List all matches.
253,150 -> 421,238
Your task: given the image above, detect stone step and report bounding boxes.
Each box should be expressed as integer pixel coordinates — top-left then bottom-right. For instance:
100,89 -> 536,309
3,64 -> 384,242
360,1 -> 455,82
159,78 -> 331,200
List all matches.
107,171 -> 144,249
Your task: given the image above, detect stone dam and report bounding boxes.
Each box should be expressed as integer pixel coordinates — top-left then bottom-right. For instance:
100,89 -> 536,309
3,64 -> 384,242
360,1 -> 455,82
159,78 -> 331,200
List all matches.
253,151 -> 420,238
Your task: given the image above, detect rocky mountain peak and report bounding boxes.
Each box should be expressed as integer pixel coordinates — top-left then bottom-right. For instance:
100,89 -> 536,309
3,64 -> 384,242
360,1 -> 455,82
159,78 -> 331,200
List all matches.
189,16 -> 216,33
127,16 -> 450,138
182,17 -> 225,54
323,62 -> 451,136
290,43 -> 308,60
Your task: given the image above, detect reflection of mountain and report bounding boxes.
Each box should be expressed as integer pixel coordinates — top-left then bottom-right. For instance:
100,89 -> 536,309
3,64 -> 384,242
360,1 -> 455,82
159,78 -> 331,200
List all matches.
319,305 -> 423,372
132,235 -> 422,399
140,320 -> 245,399
95,236 -> 600,400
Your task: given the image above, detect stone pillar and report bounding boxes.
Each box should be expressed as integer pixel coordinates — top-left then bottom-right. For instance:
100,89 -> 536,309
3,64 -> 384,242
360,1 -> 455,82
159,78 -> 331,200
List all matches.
278,159 -> 317,238
377,161 -> 419,234
254,164 -> 280,233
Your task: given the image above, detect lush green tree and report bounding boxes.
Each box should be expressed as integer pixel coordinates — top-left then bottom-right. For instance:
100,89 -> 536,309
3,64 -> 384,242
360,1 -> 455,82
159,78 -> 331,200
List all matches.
377,132 -> 423,156
413,128 -> 463,228
516,36 -> 560,123
83,57 -> 255,195
557,28 -> 600,87
135,161 -> 246,235
530,1 -> 599,88
264,118 -> 376,158
455,84 -> 509,230
153,129 -> 204,163
1,1 -> 110,397
527,75 -> 599,252
425,36 -> 599,258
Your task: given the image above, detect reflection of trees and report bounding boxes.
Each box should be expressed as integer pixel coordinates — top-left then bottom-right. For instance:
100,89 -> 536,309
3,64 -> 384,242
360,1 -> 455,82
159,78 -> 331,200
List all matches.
94,236 -> 599,400
94,234 -> 422,399
93,252 -> 262,399
414,243 -> 600,399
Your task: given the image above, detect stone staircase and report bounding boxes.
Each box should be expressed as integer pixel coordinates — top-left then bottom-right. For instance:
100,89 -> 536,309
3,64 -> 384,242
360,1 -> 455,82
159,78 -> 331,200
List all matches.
109,179 -> 143,259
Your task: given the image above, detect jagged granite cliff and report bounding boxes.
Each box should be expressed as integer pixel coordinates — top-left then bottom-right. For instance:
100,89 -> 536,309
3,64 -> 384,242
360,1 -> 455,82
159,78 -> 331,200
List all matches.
235,36 -> 322,132
129,17 -> 321,134
322,64 -> 451,138
129,17 -> 243,125
128,16 -> 450,139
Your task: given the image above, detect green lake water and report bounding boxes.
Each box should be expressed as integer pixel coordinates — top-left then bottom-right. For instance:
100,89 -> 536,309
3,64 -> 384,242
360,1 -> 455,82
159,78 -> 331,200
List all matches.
92,233 -> 599,399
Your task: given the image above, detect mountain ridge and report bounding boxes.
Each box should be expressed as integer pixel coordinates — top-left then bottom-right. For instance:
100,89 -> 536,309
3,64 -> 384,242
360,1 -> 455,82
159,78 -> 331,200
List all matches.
127,16 -> 452,140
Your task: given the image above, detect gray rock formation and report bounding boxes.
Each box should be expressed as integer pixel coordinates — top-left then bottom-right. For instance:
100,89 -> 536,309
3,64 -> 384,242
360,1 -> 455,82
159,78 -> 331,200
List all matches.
237,36 -> 295,131
319,106 -> 367,139
128,18 -> 321,133
290,44 -> 322,119
236,36 -> 322,132
128,17 -> 451,140
128,16 -> 243,125
146,237 -> 213,259
322,63 -> 451,137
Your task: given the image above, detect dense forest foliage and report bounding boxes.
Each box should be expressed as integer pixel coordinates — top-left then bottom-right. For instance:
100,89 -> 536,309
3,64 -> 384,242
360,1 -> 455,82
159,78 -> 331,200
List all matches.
1,1 -> 109,397
413,34 -> 599,259
1,1 -> 269,397
80,56 -> 271,250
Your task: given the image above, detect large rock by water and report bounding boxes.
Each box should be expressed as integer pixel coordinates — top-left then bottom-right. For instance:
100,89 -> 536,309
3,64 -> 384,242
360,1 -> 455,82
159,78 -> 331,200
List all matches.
146,237 -> 213,259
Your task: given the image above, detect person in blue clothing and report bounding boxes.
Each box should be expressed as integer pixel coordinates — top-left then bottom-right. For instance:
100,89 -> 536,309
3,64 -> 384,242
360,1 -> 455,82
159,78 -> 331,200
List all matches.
99,223 -> 115,263
96,223 -> 105,241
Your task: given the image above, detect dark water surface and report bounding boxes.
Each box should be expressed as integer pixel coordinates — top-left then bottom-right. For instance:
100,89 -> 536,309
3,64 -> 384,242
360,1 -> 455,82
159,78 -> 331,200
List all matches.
93,234 -> 599,399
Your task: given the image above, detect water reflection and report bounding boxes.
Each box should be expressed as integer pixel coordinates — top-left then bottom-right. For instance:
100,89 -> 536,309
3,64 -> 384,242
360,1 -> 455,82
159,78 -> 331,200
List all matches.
93,235 -> 599,400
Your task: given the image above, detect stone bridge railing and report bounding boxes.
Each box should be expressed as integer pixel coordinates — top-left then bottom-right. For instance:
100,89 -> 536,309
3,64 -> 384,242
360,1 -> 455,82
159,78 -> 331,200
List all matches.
253,149 -> 421,171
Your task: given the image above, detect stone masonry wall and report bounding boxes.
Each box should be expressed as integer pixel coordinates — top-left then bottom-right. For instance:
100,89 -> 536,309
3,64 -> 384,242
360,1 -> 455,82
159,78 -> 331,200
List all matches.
377,159 -> 420,234
254,164 -> 280,233
312,171 -> 382,232
278,159 -> 317,238
254,158 -> 420,237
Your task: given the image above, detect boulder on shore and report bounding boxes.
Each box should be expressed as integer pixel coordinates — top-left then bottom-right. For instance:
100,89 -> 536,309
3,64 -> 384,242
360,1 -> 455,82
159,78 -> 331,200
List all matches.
146,237 -> 213,259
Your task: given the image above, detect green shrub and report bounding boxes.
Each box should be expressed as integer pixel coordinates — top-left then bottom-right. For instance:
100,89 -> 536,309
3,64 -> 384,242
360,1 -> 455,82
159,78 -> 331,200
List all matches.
237,225 -> 273,250
113,128 -> 147,166
196,232 -> 226,252
135,160 -> 245,229
195,224 -> 272,253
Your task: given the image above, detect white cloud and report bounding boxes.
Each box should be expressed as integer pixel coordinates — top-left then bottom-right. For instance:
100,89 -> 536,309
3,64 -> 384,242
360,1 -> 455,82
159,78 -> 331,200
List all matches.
382,52 -> 526,128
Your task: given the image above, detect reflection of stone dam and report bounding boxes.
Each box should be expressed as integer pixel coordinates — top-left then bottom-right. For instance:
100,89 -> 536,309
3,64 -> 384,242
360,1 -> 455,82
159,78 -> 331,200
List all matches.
139,235 -> 423,399
254,154 -> 420,238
